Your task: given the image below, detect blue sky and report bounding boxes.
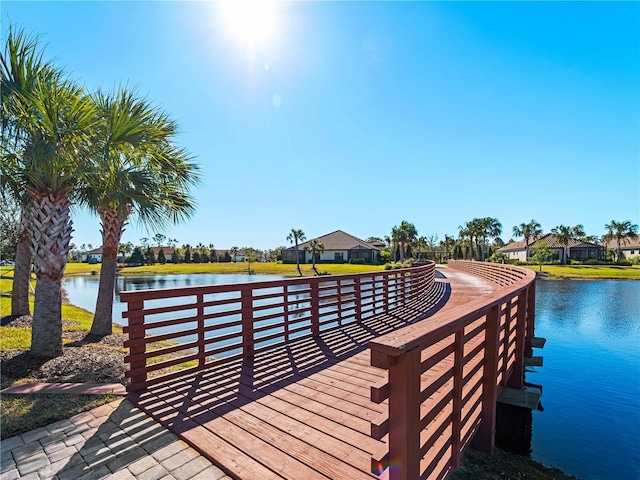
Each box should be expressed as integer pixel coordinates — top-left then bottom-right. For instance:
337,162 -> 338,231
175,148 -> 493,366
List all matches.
3,1 -> 639,250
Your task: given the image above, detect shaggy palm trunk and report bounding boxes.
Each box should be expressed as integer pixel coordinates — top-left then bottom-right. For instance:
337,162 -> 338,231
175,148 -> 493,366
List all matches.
92,209 -> 127,336
295,242 -> 302,276
524,235 -> 530,262
27,189 -> 73,358
11,219 -> 32,316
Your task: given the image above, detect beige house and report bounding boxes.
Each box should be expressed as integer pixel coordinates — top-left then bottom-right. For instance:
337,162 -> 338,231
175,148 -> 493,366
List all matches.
603,236 -> 640,260
283,230 -> 382,264
498,233 -> 605,261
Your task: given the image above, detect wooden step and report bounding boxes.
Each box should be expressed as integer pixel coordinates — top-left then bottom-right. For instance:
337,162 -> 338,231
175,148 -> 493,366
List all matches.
524,356 -> 543,367
497,386 -> 542,410
531,337 -> 546,348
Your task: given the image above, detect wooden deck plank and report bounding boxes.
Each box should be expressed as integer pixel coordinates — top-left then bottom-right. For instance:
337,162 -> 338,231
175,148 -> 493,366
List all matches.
131,267 -> 499,480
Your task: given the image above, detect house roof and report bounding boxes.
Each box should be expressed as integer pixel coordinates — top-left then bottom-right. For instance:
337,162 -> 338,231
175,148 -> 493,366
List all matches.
603,235 -> 640,250
87,248 -> 102,255
288,230 -> 382,252
498,233 -> 604,252
150,247 -> 175,255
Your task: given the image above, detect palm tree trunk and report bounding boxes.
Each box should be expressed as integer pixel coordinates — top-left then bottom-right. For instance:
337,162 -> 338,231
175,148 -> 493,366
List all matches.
27,190 -> 73,358
11,223 -> 32,316
524,235 -> 530,262
295,242 -> 301,276
92,210 -> 127,336
31,274 -> 63,357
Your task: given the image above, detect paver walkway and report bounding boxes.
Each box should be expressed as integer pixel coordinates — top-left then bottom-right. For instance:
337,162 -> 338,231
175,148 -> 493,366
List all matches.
1,398 -> 229,480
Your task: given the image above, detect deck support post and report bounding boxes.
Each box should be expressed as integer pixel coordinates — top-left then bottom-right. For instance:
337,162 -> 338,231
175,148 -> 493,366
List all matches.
508,290 -> 528,389
472,304 -> 500,454
241,287 -> 254,357
388,348 -> 421,480
524,282 -> 536,358
125,298 -> 147,392
452,328 -> 464,468
197,293 -> 205,366
355,277 -> 362,321
311,281 -> 320,336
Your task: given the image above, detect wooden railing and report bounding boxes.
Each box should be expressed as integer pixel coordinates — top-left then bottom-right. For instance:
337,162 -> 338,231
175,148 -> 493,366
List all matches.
122,263 -> 436,392
369,261 -> 536,480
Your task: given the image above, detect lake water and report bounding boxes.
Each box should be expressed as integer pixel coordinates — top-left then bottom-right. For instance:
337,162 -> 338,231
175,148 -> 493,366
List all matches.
63,274 -> 640,479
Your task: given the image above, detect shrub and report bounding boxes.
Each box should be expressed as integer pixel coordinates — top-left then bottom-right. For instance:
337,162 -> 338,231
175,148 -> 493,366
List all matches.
349,258 -> 365,265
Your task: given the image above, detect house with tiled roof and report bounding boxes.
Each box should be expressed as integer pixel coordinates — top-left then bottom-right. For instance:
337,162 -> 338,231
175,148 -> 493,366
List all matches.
497,233 -> 605,262
283,230 -> 382,264
603,235 -> 640,260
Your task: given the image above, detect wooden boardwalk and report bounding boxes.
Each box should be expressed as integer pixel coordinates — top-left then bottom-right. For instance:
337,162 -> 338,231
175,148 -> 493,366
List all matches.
130,268 -> 498,480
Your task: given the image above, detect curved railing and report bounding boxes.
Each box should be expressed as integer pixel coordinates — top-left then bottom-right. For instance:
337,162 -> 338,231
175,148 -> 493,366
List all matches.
122,262 -> 436,392
369,261 -> 536,480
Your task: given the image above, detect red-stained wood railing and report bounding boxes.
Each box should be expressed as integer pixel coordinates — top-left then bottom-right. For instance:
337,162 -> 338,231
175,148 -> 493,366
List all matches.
369,261 -> 536,480
122,263 -> 436,392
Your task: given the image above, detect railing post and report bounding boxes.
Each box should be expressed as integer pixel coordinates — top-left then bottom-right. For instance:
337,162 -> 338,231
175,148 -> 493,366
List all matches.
241,286 -> 254,357
472,305 -> 500,454
388,348 -> 421,480
451,328 -> 464,468
197,293 -> 205,367
284,284 -> 290,343
311,281 -> 320,336
507,288 -> 528,388
125,298 -> 147,392
525,282 -> 536,358
355,277 -> 362,321
501,298 -> 512,385
384,273 -> 390,313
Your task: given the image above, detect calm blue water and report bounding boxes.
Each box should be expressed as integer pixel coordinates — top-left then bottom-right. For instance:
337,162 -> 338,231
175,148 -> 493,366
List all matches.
63,275 -> 640,479
530,279 -> 640,480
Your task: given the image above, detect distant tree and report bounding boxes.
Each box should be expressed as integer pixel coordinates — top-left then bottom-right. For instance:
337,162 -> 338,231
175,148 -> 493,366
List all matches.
127,247 -> 144,266
440,234 -> 455,262
365,236 -> 383,243
208,243 -> 217,262
184,245 -> 191,263
458,223 -> 474,261
551,224 -> 585,264
287,229 -> 306,276
118,242 -> 134,258
140,237 -> 150,248
530,241 -> 554,272
477,217 -> 502,261
157,248 -> 166,264
245,247 -> 259,274
512,220 -> 543,261
307,238 -> 324,273
230,246 -> 239,263
192,251 -> 201,263
603,220 -> 639,263
172,247 -> 183,263
425,234 -> 439,261
144,247 -> 156,265
392,221 -> 417,262
168,238 -> 179,247
153,233 -> 166,247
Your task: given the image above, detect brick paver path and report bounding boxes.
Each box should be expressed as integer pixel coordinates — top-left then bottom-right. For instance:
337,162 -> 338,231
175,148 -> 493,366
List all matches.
0,398 -> 230,480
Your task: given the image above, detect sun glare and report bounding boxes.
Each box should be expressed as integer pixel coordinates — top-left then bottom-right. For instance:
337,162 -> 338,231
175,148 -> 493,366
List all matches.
220,0 -> 278,47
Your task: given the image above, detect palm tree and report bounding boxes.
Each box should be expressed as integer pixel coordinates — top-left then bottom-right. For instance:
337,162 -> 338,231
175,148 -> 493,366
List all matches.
307,238 -> 324,273
230,246 -> 239,262
1,27 -> 57,316
551,224 -> 585,265
603,220 -> 639,262
287,228 -> 306,276
458,223 -> 474,260
78,88 -> 199,336
393,221 -> 417,262
476,217 -> 502,261
2,36 -> 99,357
441,234 -> 455,262
512,220 -> 543,261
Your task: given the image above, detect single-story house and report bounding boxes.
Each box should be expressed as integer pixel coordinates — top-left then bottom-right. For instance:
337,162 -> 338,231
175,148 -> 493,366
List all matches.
283,230 -> 382,264
498,233 -> 605,261
81,248 -> 126,263
603,236 -> 640,260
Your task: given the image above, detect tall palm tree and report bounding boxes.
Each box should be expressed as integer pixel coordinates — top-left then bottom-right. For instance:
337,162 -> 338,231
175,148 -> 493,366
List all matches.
603,220 -> 639,262
1,27 -> 57,316
551,224 -> 585,265
393,221 -> 417,262
287,228 -> 306,276
458,223 -> 475,260
2,52 -> 98,357
307,238 -> 324,273
477,217 -> 502,261
230,246 -> 239,262
512,220 -> 543,261
441,234 -> 455,262
79,88 -> 199,336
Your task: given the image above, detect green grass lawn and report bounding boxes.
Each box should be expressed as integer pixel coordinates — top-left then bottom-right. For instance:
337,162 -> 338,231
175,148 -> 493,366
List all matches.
67,261 -> 386,277
521,264 -> 640,279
